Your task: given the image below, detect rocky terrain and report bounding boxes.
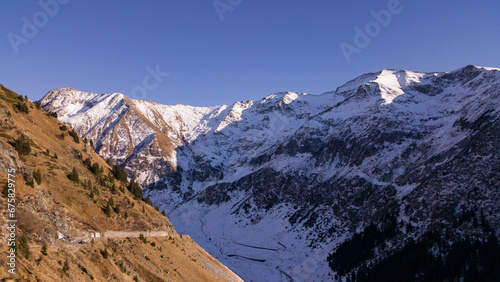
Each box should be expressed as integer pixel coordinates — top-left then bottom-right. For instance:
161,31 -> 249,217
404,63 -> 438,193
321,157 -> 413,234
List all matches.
41,65 -> 500,281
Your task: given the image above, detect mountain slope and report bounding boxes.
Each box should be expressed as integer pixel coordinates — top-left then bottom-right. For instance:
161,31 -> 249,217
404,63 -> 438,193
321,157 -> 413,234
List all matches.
40,65 -> 500,281
0,85 -> 242,281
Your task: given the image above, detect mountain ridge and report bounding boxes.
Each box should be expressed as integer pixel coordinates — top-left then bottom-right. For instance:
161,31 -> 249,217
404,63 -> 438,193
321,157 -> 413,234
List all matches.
0,84 -> 242,281
40,65 -> 500,281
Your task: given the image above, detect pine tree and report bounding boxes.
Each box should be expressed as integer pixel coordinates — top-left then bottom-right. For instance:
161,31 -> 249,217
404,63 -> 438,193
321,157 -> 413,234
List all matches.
19,234 -> 30,259
69,129 -> 80,143
83,157 -> 92,169
139,233 -> 146,244
33,169 -> 42,185
83,179 -> 91,189
110,183 -> 117,194
104,202 -> 112,217
128,178 -> 143,199
62,259 -> 69,273
107,197 -> 114,207
11,135 -> 31,155
144,196 -> 153,206
119,261 -> 126,273
41,243 -> 48,256
100,248 -> 108,259
112,165 -> 128,182
90,163 -> 100,176
68,167 -> 80,183
13,101 -> 29,113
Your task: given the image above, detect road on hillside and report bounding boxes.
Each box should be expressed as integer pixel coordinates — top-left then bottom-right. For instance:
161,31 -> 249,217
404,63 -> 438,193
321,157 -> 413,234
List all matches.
30,231 -> 177,248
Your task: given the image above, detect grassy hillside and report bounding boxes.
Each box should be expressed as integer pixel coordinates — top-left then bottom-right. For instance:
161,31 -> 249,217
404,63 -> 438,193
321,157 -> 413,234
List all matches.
0,85 -> 241,281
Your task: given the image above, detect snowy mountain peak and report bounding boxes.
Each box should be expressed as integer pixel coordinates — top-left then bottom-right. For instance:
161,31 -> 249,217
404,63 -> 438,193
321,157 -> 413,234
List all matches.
214,100 -> 253,132
40,66 -> 500,281
260,91 -> 307,105
41,88 -> 127,125
370,69 -> 427,104
375,69 -> 426,87
334,68 -> 433,104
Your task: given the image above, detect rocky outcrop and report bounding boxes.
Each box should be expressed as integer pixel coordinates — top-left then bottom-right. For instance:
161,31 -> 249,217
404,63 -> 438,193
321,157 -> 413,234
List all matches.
0,138 -> 21,175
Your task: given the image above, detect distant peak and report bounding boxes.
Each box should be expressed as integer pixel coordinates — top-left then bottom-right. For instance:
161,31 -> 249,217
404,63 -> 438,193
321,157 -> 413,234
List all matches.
52,87 -> 78,93
261,91 -> 307,103
452,64 -> 500,73
335,68 -> 426,97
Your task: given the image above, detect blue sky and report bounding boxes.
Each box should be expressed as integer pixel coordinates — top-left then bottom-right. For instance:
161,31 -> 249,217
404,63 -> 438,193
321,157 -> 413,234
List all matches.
1,0 -> 499,106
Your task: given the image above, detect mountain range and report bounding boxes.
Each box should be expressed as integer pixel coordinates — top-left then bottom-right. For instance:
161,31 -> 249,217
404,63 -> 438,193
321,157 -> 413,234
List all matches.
0,85 -> 242,281
40,65 -> 500,281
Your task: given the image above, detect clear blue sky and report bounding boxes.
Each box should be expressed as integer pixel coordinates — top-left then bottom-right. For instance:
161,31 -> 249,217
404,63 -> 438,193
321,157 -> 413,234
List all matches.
1,0 -> 499,106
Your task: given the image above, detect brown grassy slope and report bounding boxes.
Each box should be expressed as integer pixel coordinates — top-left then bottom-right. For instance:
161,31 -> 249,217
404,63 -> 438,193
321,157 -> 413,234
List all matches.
8,236 -> 240,282
0,85 -> 242,281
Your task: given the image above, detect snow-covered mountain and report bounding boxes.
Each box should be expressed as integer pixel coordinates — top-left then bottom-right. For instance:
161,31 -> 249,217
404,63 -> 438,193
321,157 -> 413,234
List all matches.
41,65 -> 500,281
